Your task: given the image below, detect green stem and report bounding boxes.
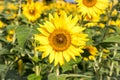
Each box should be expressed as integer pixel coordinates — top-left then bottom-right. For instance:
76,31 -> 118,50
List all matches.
18,0 -> 22,16
33,33 -> 40,76
34,48 -> 40,76
66,74 -> 92,78
56,65 -> 59,76
35,65 -> 40,76
109,43 -> 118,79
82,61 -> 86,72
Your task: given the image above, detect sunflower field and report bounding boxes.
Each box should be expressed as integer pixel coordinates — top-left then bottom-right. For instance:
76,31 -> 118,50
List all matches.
0,0 -> 120,80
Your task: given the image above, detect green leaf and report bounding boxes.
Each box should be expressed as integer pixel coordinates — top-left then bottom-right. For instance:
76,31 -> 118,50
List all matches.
27,74 -> 42,80
15,26 -> 32,48
103,35 -> 120,43
58,74 -> 67,80
61,62 -> 73,73
48,73 -> 67,80
62,57 -> 82,73
32,56 -> 41,63
0,48 -> 9,55
6,25 -> 16,31
48,73 -> 57,80
0,64 -> 8,72
109,25 -> 120,34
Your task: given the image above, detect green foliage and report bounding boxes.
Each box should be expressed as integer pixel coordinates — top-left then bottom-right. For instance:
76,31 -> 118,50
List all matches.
48,73 -> 67,80
15,25 -> 32,48
27,74 -> 42,80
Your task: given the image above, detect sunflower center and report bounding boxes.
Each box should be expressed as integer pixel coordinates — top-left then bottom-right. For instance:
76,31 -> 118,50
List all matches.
29,9 -> 35,15
56,34 -> 65,43
83,0 -> 97,7
49,29 -> 71,51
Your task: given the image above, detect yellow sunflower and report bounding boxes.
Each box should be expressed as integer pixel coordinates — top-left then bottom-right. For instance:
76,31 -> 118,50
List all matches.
22,0 -> 43,21
82,46 -> 98,61
34,11 -> 88,66
6,35 -> 13,42
75,0 -> 109,18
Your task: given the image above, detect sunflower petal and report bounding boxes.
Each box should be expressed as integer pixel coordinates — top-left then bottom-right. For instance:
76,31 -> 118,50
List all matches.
54,52 -> 59,66
34,35 -> 49,45
49,50 -> 55,63
67,48 -> 76,61
42,46 -> 53,58
63,50 -> 71,62
58,52 -> 64,66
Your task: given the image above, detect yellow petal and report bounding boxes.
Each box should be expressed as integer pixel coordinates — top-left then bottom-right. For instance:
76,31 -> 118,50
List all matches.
54,52 -> 59,66
43,21 -> 55,33
69,45 -> 80,56
49,13 -> 53,22
70,26 -> 85,34
89,56 -> 95,60
63,51 -> 71,62
49,50 -> 55,63
58,52 -> 64,66
34,35 -> 49,45
83,57 -> 88,61
69,15 -> 78,28
37,28 -> 49,36
42,46 -> 53,58
67,48 -> 76,61
71,34 -> 88,46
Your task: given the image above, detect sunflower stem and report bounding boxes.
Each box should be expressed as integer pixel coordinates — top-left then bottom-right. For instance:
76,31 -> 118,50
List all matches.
33,31 -> 40,76
56,65 -> 60,76
18,0 -> 22,16
34,47 -> 40,76
82,60 -> 86,72
108,43 -> 118,80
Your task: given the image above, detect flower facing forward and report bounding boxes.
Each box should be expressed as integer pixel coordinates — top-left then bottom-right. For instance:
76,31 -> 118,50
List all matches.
22,0 -> 43,21
34,12 -> 88,66
75,0 -> 109,18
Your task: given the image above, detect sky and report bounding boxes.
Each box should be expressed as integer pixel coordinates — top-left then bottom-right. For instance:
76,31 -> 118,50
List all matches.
65,0 -> 75,3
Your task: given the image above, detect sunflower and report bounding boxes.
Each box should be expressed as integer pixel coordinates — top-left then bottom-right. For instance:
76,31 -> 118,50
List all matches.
82,46 -> 98,61
75,0 -> 109,18
22,0 -> 43,21
6,35 -> 13,42
34,11 -> 88,66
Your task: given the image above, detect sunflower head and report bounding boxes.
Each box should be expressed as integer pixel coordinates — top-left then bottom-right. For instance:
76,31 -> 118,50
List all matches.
22,1 -> 43,21
34,11 -> 88,66
75,0 -> 109,19
82,46 -> 98,61
6,35 -> 13,42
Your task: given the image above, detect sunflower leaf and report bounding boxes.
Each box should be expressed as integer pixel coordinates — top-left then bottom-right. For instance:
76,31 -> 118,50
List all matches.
27,74 -> 42,80
15,25 -> 32,48
48,73 -> 67,80
103,35 -> 120,43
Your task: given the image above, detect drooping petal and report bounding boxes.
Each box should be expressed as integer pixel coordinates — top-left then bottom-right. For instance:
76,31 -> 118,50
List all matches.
58,52 -> 64,66
54,52 -> 59,66
63,51 -> 71,62
66,48 -> 76,61
49,50 -> 55,63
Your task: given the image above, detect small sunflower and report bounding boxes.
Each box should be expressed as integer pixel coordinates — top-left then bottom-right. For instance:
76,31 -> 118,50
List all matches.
82,46 -> 98,61
34,11 -> 88,66
75,0 -> 109,18
6,35 -> 13,42
22,0 -> 43,21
